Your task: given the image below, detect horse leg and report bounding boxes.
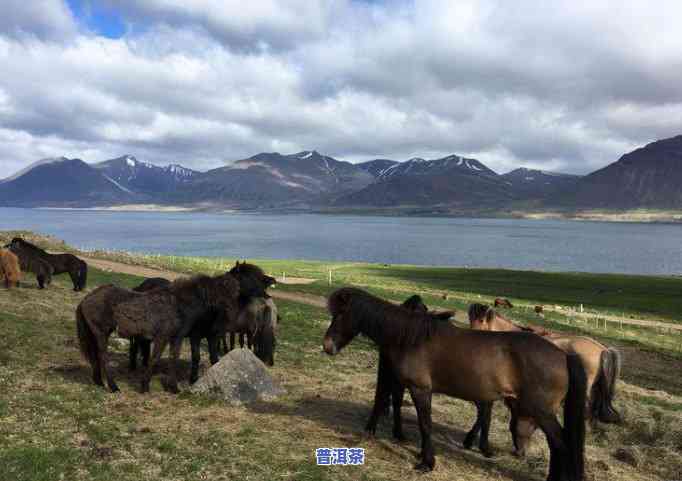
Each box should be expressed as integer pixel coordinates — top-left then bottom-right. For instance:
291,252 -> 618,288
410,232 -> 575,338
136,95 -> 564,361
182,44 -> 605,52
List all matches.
167,337 -> 183,394
219,334 -> 228,355
477,401 -> 495,457
129,337 -> 139,371
96,333 -> 119,393
140,339 -> 151,368
239,332 -> 245,348
247,331 -> 253,350
365,351 -> 392,436
534,414 -> 567,481
391,382 -> 406,442
190,336 -> 201,385
463,402 -> 483,450
68,270 -> 79,291
208,335 -> 220,365
230,332 -> 236,351
142,337 -> 168,393
408,386 -> 435,472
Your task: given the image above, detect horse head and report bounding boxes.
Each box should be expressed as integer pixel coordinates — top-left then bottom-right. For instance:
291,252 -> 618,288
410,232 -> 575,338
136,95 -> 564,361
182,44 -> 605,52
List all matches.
468,303 -> 495,330
324,288 -> 360,355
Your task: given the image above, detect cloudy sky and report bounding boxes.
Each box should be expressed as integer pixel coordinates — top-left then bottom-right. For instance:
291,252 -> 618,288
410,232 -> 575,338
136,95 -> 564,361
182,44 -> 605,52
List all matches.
1,0 -> 681,176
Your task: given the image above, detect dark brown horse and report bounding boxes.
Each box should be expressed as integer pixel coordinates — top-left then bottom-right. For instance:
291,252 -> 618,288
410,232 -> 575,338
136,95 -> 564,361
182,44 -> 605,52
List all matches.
467,303 -> 621,456
127,278 -> 171,373
324,288 -> 587,481
76,273 -> 239,393
6,237 -> 87,291
365,294 -> 454,440
222,261 -> 276,353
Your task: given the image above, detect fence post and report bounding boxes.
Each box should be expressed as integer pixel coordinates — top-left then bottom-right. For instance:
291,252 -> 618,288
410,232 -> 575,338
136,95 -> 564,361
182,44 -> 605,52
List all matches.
328,270 -> 332,286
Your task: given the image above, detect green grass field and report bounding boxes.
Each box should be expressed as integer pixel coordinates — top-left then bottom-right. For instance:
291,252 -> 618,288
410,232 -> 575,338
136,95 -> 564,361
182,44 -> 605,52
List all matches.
1,231 -> 681,480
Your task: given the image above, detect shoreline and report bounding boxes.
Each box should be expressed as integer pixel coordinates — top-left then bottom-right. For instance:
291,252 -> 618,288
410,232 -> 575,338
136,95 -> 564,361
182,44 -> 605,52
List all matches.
7,205 -> 682,223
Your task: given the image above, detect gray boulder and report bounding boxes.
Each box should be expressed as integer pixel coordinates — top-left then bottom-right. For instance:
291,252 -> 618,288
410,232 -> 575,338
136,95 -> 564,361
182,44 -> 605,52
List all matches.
190,348 -> 285,405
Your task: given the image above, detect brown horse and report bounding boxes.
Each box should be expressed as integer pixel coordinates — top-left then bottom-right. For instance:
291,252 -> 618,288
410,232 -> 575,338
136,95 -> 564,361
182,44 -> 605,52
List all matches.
494,298 -> 513,308
6,237 -> 87,291
324,288 -> 586,481
365,294 -> 454,441
0,249 -> 21,288
76,274 -> 239,393
467,303 -> 621,456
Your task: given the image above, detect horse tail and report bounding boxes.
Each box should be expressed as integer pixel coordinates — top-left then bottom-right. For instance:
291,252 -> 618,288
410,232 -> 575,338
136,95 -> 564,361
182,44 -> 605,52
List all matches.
78,259 -> 88,290
563,353 -> 587,481
255,304 -> 276,366
76,303 -> 98,367
591,348 -> 622,424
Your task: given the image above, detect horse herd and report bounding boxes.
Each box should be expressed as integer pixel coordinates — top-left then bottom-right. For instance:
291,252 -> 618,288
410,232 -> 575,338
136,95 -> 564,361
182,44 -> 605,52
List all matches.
2,237 -> 623,481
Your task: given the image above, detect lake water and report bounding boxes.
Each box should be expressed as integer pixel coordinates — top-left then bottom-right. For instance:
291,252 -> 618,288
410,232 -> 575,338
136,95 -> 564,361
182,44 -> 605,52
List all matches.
0,207 -> 679,276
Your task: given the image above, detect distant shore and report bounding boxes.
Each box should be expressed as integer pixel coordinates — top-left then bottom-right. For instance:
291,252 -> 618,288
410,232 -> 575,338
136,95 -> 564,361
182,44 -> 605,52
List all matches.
19,205 -> 682,223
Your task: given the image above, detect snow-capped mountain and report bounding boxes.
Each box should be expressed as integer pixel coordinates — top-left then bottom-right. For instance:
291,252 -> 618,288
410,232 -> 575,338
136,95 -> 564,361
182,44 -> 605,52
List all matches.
376,154 -> 498,181
181,150 -> 374,206
0,157 -> 136,206
356,159 -> 399,178
93,155 -> 199,195
335,154 -> 512,207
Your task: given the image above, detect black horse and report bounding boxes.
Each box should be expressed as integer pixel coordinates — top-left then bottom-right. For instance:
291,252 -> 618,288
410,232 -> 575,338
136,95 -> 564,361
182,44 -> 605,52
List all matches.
365,295 -> 454,441
6,237 -> 87,291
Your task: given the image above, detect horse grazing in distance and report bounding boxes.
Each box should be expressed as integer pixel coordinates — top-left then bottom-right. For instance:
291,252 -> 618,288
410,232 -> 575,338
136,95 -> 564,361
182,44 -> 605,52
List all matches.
365,294 -> 455,440
0,249 -> 22,288
325,288 -> 587,481
467,303 -> 621,457
494,298 -> 513,308
6,238 -> 87,291
76,274 -> 239,393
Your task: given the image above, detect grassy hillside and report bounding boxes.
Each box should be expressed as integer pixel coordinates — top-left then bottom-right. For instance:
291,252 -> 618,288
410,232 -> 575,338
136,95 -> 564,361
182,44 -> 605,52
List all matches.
0,233 -> 681,480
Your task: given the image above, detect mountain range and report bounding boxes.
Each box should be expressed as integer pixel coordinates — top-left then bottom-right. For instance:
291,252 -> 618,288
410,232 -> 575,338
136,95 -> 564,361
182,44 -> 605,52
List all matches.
1,135 -> 680,212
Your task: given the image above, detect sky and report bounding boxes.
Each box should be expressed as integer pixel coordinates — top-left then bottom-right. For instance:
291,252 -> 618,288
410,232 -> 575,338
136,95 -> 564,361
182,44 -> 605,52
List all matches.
1,0 -> 681,177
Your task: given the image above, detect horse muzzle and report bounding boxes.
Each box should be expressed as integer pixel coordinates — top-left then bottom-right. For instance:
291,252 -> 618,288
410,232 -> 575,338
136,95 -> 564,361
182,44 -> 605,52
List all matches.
323,337 -> 337,355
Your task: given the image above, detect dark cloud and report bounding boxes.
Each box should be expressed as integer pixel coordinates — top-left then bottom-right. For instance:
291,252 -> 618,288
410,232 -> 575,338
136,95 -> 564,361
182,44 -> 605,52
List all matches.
0,0 -> 681,178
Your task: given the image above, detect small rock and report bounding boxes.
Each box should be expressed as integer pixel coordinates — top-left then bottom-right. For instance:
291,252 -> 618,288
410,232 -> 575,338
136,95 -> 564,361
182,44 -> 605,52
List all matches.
190,349 -> 285,405
613,446 -> 643,467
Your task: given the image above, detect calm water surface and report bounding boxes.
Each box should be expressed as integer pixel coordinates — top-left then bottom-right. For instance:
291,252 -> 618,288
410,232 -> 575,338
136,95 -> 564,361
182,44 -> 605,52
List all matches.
0,208 -> 679,276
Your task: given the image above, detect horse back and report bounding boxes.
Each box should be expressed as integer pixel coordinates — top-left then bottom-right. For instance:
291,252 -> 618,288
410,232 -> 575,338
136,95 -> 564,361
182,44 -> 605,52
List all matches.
406,328 -> 567,403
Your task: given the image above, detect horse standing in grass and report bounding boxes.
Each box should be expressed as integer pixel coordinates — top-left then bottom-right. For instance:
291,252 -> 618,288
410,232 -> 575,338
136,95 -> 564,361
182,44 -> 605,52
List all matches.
467,303 -> 621,456
365,294 -> 454,440
6,238 -> 87,291
76,274 -> 239,393
223,296 -> 278,366
222,261 -> 276,354
0,249 -> 21,288
324,287 -> 587,481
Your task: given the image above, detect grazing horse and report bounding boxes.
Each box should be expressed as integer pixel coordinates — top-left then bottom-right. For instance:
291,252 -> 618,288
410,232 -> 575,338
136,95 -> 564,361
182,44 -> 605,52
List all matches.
6,238 -> 87,291
494,298 -> 513,308
324,288 -> 586,481
76,274 -> 239,393
0,249 -> 22,288
467,303 -> 621,456
222,261 -> 276,353
365,294 -> 454,440
223,296 -> 278,366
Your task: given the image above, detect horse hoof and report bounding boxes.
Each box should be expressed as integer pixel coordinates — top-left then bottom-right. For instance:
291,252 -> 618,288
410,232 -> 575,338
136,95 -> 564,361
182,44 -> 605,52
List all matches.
414,461 -> 434,472
393,433 -> 406,443
512,449 -> 526,458
480,447 -> 495,458
463,434 -> 477,450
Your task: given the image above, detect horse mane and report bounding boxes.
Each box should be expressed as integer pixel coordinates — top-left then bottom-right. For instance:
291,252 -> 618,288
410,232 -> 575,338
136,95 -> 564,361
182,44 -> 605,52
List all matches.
468,302 -> 541,333
11,238 -> 45,255
169,274 -> 238,308
402,294 -> 428,313
229,261 -> 265,278
468,303 -> 490,322
329,287 -> 444,348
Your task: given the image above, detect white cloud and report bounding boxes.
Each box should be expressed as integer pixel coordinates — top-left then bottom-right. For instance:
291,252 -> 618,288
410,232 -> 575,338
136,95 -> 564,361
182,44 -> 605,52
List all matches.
0,0 -> 681,178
